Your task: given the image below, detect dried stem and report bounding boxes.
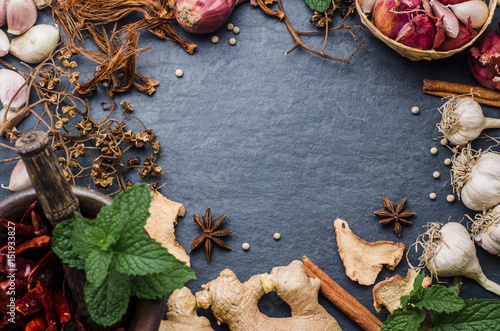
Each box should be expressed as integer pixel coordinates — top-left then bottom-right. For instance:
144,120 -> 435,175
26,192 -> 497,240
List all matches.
273,1 -> 363,64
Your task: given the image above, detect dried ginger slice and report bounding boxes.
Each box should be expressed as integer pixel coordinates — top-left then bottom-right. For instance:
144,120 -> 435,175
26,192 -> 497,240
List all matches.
146,190 -> 190,266
334,218 -> 405,286
373,269 -> 432,313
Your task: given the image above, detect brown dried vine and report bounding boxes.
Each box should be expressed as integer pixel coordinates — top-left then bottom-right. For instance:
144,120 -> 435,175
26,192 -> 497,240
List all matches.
259,0 -> 364,64
50,0 -> 196,97
0,49 -> 165,195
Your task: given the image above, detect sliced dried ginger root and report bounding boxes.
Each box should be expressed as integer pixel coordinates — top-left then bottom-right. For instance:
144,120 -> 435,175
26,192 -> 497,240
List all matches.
334,218 -> 405,286
373,269 -> 432,313
146,190 -> 190,266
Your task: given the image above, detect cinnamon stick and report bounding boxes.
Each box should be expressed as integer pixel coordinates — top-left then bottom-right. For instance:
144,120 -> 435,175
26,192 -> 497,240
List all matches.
302,256 -> 383,331
423,79 -> 500,108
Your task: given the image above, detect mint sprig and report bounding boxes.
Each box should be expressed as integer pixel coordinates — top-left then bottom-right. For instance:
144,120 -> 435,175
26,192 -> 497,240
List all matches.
52,183 -> 195,327
382,273 -> 500,330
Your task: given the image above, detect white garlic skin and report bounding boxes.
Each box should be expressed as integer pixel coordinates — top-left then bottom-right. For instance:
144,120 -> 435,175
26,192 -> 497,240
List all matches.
0,29 -> 9,57
1,159 -> 32,191
430,222 -> 484,280
445,98 -> 485,146
0,69 -> 28,111
9,24 -> 60,64
6,0 -> 37,35
461,153 -> 500,211
473,205 -> 500,255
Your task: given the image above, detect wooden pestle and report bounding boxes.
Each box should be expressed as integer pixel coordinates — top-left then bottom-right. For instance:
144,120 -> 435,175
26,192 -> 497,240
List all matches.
15,131 -> 105,330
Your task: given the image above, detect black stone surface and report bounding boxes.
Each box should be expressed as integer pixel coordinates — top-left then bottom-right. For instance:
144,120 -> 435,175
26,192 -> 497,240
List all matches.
1,3 -> 500,330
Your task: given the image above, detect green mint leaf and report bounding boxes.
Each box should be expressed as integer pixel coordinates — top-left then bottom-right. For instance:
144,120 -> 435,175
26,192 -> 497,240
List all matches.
85,249 -> 113,287
304,0 -> 331,12
382,307 -> 425,331
72,213 -> 96,259
51,218 -> 84,269
131,263 -> 196,299
412,272 -> 425,291
433,299 -> 500,331
85,226 -> 107,247
85,269 -> 131,327
111,235 -> 180,276
416,284 -> 464,313
97,183 -> 151,238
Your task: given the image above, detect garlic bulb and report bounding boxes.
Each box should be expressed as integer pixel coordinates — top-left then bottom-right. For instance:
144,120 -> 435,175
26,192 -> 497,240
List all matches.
0,29 -> 9,57
0,0 -> 6,27
471,205 -> 500,256
6,0 -> 37,35
1,159 -> 32,191
451,145 -> 500,211
417,222 -> 500,296
9,24 -> 60,64
437,97 -> 500,146
0,69 -> 28,111
448,0 -> 489,30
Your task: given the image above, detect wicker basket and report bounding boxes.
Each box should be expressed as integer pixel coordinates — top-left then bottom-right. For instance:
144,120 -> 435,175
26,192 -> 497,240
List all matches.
355,0 -> 498,61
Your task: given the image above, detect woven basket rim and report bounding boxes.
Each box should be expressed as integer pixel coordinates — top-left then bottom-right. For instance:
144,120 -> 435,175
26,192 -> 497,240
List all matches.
355,0 -> 498,61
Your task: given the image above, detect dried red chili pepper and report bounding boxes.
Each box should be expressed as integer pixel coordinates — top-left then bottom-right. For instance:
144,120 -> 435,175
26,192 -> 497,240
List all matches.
15,289 -> 42,315
0,277 -> 27,295
25,314 -> 46,331
14,235 -> 51,255
53,289 -> 71,323
30,281 -> 56,326
0,219 -> 34,237
0,288 -> 9,315
0,238 -> 24,254
28,251 -> 58,285
0,253 -> 35,280
31,211 -> 49,236
20,201 -> 38,224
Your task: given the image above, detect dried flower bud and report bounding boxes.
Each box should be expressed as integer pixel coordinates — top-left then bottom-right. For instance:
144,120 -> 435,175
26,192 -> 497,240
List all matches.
55,120 -> 64,129
127,157 -> 140,166
57,157 -> 66,163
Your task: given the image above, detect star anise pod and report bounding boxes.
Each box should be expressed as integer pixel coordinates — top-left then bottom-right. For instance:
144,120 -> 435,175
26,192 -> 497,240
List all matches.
189,207 -> 232,262
374,195 -> 416,237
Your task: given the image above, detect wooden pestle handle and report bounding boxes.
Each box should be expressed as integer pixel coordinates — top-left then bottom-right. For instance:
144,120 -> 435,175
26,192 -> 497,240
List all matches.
15,131 -> 79,225
15,131 -> 107,331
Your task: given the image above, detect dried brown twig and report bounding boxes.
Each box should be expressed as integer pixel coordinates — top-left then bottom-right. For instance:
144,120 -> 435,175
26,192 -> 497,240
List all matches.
258,0 -> 364,64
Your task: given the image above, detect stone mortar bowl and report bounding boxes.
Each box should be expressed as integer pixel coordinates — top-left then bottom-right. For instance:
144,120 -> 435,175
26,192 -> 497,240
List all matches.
0,186 -> 164,331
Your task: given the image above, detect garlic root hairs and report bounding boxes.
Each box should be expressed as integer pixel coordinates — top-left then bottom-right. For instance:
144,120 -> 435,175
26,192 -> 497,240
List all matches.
468,209 -> 499,235
450,144 -> 482,197
414,222 -> 444,279
437,96 -> 463,136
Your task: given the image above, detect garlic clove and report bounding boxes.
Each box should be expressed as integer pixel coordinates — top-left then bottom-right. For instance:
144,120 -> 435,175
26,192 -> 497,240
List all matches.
9,24 -> 60,64
0,29 -> 9,57
6,0 -> 37,35
0,0 -> 6,27
0,69 -> 28,111
448,0 -> 489,30
1,159 -> 32,192
359,0 -> 377,14
430,0 -> 460,39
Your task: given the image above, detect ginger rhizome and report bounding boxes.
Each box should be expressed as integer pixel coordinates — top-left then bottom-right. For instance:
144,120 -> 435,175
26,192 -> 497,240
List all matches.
165,260 -> 342,330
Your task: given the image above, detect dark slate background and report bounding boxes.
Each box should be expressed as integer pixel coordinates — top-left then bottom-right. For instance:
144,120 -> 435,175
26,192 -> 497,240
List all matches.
1,2 -> 500,330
